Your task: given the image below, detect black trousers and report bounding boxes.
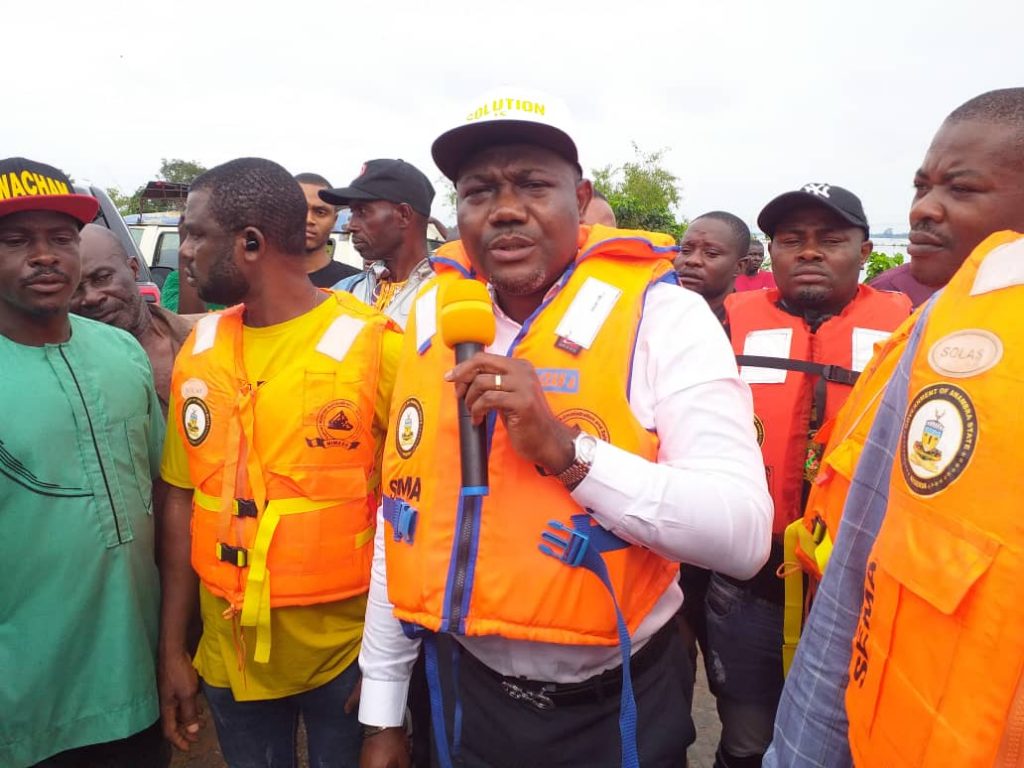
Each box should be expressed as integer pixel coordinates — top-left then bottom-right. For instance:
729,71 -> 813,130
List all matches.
30,720 -> 170,768
432,626 -> 694,768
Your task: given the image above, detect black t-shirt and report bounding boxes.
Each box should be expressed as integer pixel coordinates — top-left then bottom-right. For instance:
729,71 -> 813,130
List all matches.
309,259 -> 360,288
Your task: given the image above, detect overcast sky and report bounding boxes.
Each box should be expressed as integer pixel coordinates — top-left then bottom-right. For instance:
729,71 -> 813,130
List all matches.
9,0 -> 1023,233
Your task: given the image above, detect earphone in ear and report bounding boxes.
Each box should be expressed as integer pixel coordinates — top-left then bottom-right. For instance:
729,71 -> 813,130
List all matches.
245,237 -> 259,251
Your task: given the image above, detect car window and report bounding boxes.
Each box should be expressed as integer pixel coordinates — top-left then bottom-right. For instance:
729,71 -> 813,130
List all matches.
154,231 -> 180,269
129,227 -> 145,247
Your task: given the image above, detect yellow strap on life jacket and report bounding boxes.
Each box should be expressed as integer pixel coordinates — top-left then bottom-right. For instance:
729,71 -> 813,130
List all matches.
194,489 -> 374,663
814,522 -> 834,574
781,517 -> 835,676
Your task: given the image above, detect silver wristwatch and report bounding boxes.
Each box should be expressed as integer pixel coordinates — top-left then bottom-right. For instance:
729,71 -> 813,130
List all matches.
557,431 -> 598,491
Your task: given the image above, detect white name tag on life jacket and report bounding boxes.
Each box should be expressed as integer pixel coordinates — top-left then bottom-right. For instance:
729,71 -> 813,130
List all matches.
851,327 -> 892,372
316,315 -> 366,362
970,236 -> 1024,296
415,286 -> 438,353
740,328 -> 793,384
554,277 -> 621,351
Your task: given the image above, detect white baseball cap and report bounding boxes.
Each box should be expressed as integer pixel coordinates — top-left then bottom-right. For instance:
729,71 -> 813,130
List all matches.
431,87 -> 579,181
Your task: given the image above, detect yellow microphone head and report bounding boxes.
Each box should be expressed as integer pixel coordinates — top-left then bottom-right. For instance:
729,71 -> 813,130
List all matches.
440,279 -> 496,348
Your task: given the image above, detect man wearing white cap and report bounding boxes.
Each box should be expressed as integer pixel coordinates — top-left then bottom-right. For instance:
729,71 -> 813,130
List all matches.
358,90 -> 772,768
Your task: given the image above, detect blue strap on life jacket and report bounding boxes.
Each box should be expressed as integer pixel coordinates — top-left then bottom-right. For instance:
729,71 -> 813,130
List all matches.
539,513 -> 639,768
382,496 -> 418,544
423,634 -> 456,768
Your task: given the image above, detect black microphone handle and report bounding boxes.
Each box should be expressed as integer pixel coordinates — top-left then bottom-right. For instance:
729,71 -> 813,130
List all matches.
455,342 -> 489,490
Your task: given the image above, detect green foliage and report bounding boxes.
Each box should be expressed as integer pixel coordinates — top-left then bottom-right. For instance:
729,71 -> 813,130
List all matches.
106,187 -> 136,214
107,158 -> 208,216
158,158 -> 207,185
435,175 -> 457,224
865,251 -> 905,281
591,144 -> 686,240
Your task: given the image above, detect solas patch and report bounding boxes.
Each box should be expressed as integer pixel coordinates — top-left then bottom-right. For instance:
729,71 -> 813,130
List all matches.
753,414 -> 766,446
900,383 -> 977,495
182,397 -> 211,446
927,329 -> 1003,378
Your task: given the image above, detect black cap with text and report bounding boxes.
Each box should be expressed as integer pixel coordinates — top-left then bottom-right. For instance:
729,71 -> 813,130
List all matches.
758,183 -> 869,238
0,157 -> 98,224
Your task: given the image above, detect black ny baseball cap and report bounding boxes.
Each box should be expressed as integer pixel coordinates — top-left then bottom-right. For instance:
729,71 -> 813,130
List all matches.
0,157 -> 98,224
758,183 -> 869,238
319,159 -> 435,216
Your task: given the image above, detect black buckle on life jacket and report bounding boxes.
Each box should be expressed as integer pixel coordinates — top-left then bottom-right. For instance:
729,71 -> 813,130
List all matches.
819,365 -> 859,386
216,542 -> 248,568
234,498 -> 259,518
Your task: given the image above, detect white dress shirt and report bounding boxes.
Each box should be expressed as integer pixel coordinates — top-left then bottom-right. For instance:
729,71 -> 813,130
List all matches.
359,280 -> 773,726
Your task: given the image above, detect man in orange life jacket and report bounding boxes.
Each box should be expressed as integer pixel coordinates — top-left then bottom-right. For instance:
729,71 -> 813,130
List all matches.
704,184 -> 910,768
765,87 -> 1024,768
156,158 -> 401,767
357,87 -> 773,768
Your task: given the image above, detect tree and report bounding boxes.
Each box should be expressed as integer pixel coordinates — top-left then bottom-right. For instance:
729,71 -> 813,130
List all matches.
106,187 -> 136,215
865,251 -> 905,281
108,158 -> 208,216
591,144 -> 686,241
435,175 -> 457,228
158,158 -> 207,185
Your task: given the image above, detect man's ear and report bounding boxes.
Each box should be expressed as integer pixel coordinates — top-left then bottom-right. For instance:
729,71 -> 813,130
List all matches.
576,178 -> 594,219
860,238 -> 873,264
129,257 -> 140,280
394,203 -> 414,229
241,228 -> 264,261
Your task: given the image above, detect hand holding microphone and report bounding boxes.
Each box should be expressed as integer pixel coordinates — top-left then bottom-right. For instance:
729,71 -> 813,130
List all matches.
440,280 -> 577,477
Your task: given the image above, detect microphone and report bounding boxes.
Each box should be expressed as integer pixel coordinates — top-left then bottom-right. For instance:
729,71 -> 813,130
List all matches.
440,280 -> 497,493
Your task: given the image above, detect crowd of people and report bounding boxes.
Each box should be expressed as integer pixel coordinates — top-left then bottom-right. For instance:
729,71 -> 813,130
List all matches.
1,84 -> 1022,768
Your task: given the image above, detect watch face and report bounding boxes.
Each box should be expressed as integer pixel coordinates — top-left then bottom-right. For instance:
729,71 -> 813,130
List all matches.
576,433 -> 598,463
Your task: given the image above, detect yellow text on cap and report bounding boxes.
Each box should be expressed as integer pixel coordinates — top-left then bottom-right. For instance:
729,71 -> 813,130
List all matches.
0,171 -> 70,200
466,98 -> 547,123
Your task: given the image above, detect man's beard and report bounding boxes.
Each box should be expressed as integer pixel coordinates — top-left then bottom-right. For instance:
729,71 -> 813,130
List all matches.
488,266 -> 548,297
792,285 -> 829,308
26,302 -> 66,318
198,249 -> 249,305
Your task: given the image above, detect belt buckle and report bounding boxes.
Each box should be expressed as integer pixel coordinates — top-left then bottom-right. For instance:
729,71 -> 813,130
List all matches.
501,680 -> 554,711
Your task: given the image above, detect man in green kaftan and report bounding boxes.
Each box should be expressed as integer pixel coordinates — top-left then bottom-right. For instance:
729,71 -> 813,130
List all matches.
0,157 -> 168,768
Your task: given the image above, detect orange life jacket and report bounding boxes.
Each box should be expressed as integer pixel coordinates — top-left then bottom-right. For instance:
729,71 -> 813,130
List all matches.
172,291 -> 389,662
793,313 -> 918,579
381,225 -> 680,646
843,230 -> 1024,767
724,285 -> 911,534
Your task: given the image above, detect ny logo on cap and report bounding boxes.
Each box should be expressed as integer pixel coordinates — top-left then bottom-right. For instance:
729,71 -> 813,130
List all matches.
802,183 -> 831,198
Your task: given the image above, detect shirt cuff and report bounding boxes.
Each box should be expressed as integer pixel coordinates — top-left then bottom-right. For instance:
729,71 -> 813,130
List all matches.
570,438 -> 632,528
358,677 -> 410,727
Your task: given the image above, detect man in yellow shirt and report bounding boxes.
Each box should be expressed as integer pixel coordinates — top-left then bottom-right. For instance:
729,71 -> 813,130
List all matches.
157,157 -> 400,768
